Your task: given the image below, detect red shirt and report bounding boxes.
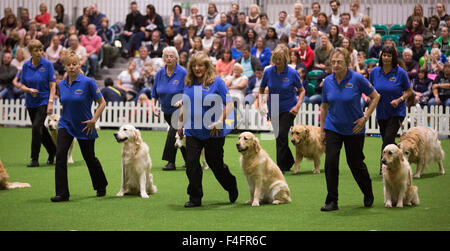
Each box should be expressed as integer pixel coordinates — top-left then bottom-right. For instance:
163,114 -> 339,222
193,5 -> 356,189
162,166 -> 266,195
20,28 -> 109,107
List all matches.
298,46 -> 314,69
35,12 -> 50,25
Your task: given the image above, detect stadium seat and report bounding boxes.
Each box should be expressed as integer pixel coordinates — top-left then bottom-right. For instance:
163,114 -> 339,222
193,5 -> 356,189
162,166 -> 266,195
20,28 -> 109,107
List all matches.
381,34 -> 400,46
364,58 -> 379,65
373,24 -> 389,36
306,70 -> 323,97
389,24 -> 405,35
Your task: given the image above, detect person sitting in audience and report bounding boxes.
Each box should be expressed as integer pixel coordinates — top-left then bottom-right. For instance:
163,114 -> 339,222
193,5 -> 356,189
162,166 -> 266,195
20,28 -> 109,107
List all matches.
120,1 -> 145,58
244,28 -> 257,48
221,26 -> 236,50
208,38 -> 222,61
231,36 -> 245,60
314,34 -> 333,70
316,12 -> 331,35
273,11 -> 290,39
328,25 -> 343,48
144,30 -> 166,59
369,34 -> 383,59
101,77 -> 125,103
45,35 -> 64,64
226,63 -> 249,110
189,37 -> 206,56
244,65 -> 264,107
352,24 -> 370,57
246,4 -> 261,28
342,37 -> 358,70
361,15 -> 376,44
89,4 -> 106,30
227,3 -> 239,27
214,13 -> 231,38
434,26 -> 449,58
429,62 -> 450,107
80,24 -> 102,79
97,17 -> 117,69
35,3 -> 50,25
307,26 -> 319,50
400,16 -> 425,47
306,2 -> 321,27
403,48 -> 420,80
195,15 -> 206,38
173,34 -> 190,55
204,3 -> 220,26
67,34 -> 87,71
349,0 -> 363,25
163,25 -> 175,46
235,12 -> 249,37
435,2 -> 448,26
298,38 -> 315,71
202,26 -> 214,51
134,46 -> 152,73
426,48 -> 444,75
265,27 -> 279,51
287,2 -> 304,26
251,36 -> 272,68
254,13 -> 270,39
236,45 -> 262,79
169,5 -> 183,29
339,12 -> 355,39
411,67 -> 433,107
116,60 -> 140,101
216,48 -> 235,79
38,24 -> 54,51
187,5 -> 199,27
288,26 -> 300,49
289,49 -> 306,70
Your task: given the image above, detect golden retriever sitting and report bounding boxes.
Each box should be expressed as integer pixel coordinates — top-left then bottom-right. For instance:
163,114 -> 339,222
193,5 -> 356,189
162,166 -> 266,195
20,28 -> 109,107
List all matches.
381,144 -> 420,208
0,159 -> 31,190
398,126 -> 445,178
114,124 -> 157,198
236,132 -> 291,206
45,114 -> 75,164
290,124 -> 325,174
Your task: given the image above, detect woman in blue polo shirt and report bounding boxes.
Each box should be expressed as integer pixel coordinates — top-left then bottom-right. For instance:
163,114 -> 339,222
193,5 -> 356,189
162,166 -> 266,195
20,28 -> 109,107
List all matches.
18,39 -> 56,167
178,52 -> 238,208
369,46 -> 413,174
151,47 -> 187,171
259,44 -> 305,173
320,47 -> 380,211
50,52 -> 107,202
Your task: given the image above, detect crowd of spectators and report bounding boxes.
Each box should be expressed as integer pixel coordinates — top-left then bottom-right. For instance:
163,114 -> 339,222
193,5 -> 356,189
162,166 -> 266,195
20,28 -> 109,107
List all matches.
0,0 -> 449,108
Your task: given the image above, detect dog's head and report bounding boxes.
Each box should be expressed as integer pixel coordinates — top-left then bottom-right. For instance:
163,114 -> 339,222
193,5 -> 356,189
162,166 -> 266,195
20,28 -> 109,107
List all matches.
381,144 -> 404,168
398,141 -> 418,163
290,124 -> 309,145
45,114 -> 60,130
114,124 -> 141,144
236,132 -> 261,154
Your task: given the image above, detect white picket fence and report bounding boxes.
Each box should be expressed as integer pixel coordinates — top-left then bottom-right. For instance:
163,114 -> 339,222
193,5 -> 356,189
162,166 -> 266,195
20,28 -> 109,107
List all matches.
1,99 -> 449,136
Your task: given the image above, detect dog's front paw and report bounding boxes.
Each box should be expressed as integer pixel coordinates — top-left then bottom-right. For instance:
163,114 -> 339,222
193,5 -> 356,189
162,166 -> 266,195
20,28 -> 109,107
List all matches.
141,192 -> 149,198
251,200 -> 260,207
396,202 -> 403,208
313,168 -> 320,174
117,191 -> 124,197
413,173 -> 421,178
385,201 -> 392,208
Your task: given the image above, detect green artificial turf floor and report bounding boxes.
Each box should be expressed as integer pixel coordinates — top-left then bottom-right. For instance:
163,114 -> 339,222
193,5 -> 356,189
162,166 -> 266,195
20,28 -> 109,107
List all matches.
0,127 -> 449,231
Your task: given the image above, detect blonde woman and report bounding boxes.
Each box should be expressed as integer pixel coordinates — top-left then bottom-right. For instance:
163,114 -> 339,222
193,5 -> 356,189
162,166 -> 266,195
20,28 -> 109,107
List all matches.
225,63 -> 248,118
259,44 -> 305,173
178,52 -> 238,207
314,34 -> 334,70
51,52 -> 107,202
361,15 -> 375,45
246,4 -> 260,28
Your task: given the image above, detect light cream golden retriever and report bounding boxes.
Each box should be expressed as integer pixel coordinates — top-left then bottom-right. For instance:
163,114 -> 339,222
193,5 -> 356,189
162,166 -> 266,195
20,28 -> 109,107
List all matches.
114,124 -> 157,198
45,114 -> 75,164
236,132 -> 291,206
381,144 -> 420,208
290,124 -> 325,174
398,126 -> 445,178
0,159 -> 31,190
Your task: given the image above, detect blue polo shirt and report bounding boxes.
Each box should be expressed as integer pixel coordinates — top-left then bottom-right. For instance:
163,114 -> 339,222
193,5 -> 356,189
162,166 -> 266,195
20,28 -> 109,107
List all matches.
20,57 -> 56,108
182,77 -> 234,140
369,66 -> 411,120
260,65 -> 302,117
151,64 -> 187,115
58,73 -> 102,140
322,70 -> 375,135
214,23 -> 231,34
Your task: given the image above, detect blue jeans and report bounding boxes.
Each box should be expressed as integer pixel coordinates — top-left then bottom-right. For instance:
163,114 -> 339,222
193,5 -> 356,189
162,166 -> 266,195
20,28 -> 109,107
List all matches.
88,54 -> 99,77
428,97 -> 450,107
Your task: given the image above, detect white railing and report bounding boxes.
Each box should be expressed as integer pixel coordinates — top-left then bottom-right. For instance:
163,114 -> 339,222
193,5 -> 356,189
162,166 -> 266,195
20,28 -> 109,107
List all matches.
1,99 -> 449,136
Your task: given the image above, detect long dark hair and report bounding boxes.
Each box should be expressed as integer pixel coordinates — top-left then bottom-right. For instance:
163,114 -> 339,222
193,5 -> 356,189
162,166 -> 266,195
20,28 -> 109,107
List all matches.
378,45 -> 398,68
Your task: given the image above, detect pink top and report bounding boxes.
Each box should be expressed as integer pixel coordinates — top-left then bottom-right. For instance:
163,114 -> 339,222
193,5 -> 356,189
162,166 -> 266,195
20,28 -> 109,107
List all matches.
35,12 -> 50,25
80,35 -> 102,54
216,59 -> 235,77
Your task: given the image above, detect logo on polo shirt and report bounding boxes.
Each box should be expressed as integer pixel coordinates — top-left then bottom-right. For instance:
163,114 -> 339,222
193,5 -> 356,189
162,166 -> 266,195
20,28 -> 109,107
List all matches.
172,79 -> 179,85
74,89 -> 84,95
39,67 -> 46,73
345,83 -> 354,88
283,77 -> 289,82
389,76 -> 397,82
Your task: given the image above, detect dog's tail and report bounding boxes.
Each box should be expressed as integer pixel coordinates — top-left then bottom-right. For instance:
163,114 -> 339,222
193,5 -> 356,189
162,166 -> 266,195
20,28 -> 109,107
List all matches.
7,182 -> 31,189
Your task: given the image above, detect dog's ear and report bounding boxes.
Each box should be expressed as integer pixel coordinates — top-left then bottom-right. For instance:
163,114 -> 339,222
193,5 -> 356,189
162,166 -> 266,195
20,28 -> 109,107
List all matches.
289,126 -> 293,135
44,116 -> 49,128
133,129 -> 142,144
253,136 -> 261,153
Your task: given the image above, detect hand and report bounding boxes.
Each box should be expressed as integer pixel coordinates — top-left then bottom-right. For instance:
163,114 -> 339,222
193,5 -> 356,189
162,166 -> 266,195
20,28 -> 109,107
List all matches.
177,127 -> 184,138
47,102 -> 54,115
435,97 -> 441,105
173,100 -> 183,108
289,105 -> 300,116
81,119 -> 97,135
320,128 -> 326,144
353,116 -> 366,134
152,106 -> 160,117
390,98 -> 401,108
29,88 -> 38,97
208,120 -> 223,137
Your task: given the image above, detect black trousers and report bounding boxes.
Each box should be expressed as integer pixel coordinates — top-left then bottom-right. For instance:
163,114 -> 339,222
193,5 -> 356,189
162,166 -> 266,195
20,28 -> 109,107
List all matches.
162,113 -> 187,164
27,105 -> 56,161
185,136 -> 237,203
377,116 -> 404,172
272,112 -> 295,171
324,130 -> 373,205
54,128 -> 108,198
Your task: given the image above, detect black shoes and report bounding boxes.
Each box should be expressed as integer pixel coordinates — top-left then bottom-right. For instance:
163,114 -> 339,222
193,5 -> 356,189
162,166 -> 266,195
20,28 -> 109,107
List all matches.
364,194 -> 374,208
321,201 -> 339,211
27,160 -> 39,167
229,187 -> 239,203
97,189 -> 107,197
47,155 -> 55,165
162,162 -> 176,171
184,201 -> 201,208
51,195 -> 69,202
